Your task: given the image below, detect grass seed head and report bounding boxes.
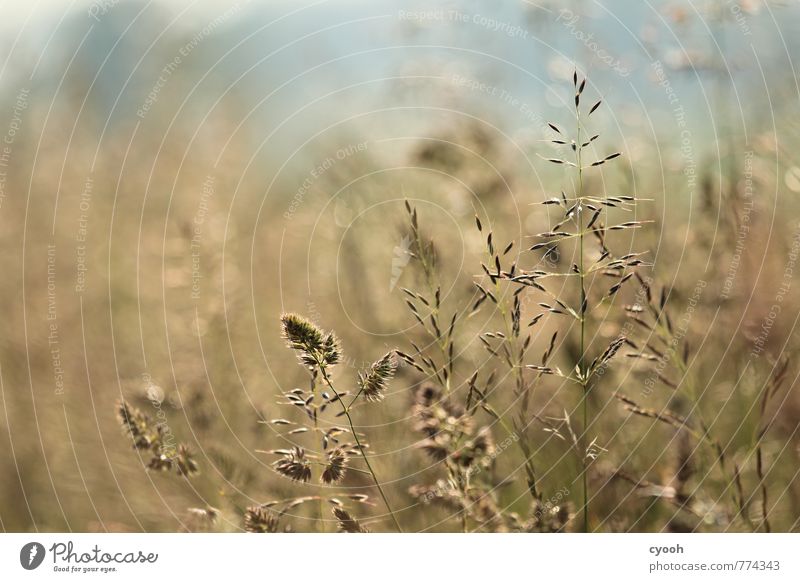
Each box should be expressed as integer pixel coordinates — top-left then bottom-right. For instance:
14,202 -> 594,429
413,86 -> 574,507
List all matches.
358,352 -> 397,402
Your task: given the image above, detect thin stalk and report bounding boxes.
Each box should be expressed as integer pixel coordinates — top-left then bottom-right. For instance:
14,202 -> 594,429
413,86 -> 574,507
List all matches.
409,220 -> 452,393
576,102 -> 589,533
482,244 -> 541,501
310,374 -> 326,533
317,365 -> 403,532
315,432 -> 325,531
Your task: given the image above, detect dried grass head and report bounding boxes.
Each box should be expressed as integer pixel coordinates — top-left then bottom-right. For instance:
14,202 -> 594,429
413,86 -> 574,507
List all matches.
358,352 -> 397,402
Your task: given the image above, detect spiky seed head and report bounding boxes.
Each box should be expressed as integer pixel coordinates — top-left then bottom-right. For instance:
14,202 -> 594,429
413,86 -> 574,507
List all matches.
280,313 -> 341,368
415,437 -> 450,461
273,446 -> 312,482
321,448 -> 349,484
358,352 -> 397,402
321,333 -> 341,367
174,444 -> 200,477
454,426 -> 496,468
281,313 -> 323,350
244,506 -> 280,533
332,507 -> 369,533
413,382 -> 441,406
116,400 -> 153,450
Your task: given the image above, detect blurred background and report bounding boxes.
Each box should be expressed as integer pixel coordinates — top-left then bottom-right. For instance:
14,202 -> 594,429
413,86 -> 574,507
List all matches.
1,0 -> 799,532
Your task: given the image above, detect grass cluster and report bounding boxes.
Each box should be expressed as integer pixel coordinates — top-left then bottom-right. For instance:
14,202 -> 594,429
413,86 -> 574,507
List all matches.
111,74 -> 799,533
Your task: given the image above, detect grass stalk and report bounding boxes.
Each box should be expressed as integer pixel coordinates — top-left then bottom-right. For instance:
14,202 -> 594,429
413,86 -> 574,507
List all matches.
575,89 -> 590,534
317,364 -> 403,533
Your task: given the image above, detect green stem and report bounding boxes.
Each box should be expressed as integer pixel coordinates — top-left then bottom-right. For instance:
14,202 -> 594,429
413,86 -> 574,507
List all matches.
576,104 -> 590,534
317,365 -> 403,532
582,388 -> 588,533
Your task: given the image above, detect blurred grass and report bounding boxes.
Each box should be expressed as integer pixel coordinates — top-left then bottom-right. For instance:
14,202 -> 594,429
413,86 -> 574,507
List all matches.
0,0 -> 799,532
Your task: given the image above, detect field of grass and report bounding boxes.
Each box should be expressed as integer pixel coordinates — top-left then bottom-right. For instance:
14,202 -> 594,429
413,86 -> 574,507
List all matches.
0,0 -> 799,533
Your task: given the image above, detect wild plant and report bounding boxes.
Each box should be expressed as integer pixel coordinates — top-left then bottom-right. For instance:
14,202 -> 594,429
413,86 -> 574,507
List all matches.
394,202 -> 502,531
398,202 -> 572,531
108,69 -> 800,534
255,313 -> 402,532
617,276 -> 793,532
472,212 -> 551,507
117,400 -> 199,477
495,72 -> 648,531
